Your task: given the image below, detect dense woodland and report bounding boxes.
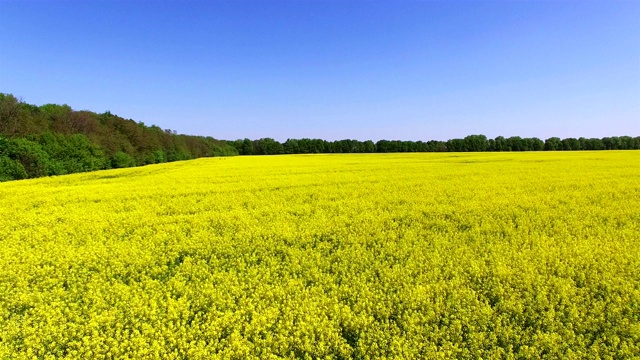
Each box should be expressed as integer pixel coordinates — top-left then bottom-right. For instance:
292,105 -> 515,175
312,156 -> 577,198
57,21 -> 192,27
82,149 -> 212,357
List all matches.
1,93 -> 638,181
230,134 -> 640,156
0,94 -> 237,181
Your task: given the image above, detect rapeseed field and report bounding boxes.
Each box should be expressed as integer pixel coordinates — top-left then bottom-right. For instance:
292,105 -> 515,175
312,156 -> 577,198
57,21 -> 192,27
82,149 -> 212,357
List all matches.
0,152 -> 638,359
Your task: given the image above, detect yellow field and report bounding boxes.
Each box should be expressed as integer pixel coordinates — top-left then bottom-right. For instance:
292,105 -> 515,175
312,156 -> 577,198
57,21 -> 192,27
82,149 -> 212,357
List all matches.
1,152 -> 638,359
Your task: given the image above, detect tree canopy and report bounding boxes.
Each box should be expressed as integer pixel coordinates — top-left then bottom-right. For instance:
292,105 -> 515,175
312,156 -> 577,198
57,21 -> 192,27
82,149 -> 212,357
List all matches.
0,93 -> 237,181
2,93 -> 638,182
229,135 -> 639,156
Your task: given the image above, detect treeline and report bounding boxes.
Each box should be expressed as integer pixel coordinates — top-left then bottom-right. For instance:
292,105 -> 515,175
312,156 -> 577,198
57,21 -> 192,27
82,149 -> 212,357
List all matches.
2,92 -> 638,182
0,93 -> 237,181
229,134 -> 640,155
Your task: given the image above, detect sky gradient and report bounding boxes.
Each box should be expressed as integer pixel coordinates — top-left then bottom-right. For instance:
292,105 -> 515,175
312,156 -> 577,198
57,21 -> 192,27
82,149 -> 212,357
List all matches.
1,1 -> 639,142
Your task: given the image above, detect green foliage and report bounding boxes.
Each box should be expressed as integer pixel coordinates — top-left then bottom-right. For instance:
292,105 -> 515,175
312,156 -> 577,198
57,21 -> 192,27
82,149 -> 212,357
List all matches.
0,94 -> 238,181
152,150 -> 167,163
464,134 -> 488,151
243,134 -> 639,155
0,137 -> 57,178
253,138 -> 283,155
34,132 -> 107,174
530,137 -> 545,150
1,92 -> 638,183
447,138 -> 467,152
363,140 -> 376,152
111,151 -> 136,168
283,138 -> 300,154
39,104 -> 73,134
211,143 -> 239,157
562,137 -> 581,150
545,137 -> 562,151
241,138 -> 255,155
0,155 -> 27,181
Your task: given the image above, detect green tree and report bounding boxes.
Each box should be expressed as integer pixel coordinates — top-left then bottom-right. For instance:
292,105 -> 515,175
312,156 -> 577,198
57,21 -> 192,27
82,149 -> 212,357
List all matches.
254,138 -> 283,155
283,139 -> 300,154
494,136 -> 510,151
446,138 -> 466,152
242,138 -> 255,155
464,135 -> 488,152
111,151 -> 136,168
507,136 -> 524,151
1,137 -> 58,177
561,138 -> 581,150
530,137 -> 544,151
0,93 -> 33,136
0,155 -> 28,181
544,137 -> 562,151
363,140 -> 376,153
36,132 -> 107,173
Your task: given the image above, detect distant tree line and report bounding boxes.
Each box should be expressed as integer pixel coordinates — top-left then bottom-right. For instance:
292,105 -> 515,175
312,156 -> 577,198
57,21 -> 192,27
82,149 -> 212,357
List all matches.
2,93 -> 638,182
229,134 -> 640,155
0,93 -> 237,181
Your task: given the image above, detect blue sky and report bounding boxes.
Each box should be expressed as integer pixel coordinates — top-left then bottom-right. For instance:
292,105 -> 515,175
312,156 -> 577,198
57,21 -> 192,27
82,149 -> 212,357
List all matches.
1,1 -> 638,141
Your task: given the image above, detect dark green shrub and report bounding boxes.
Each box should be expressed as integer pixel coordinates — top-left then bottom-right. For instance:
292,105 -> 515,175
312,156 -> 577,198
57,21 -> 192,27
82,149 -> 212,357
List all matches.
0,155 -> 28,181
111,151 -> 136,168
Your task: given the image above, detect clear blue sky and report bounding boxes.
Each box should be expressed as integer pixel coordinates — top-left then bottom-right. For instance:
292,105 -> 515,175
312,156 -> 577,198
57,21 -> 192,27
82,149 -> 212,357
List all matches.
1,1 -> 638,141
